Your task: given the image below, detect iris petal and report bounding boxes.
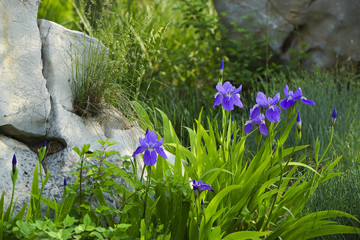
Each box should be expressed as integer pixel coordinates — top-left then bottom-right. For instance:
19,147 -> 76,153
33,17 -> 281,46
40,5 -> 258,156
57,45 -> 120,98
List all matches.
143,150 -> 152,166
132,145 -> 146,157
270,93 -> 280,105
279,99 -> 294,109
222,82 -> 234,93
213,93 -> 223,108
222,96 -> 234,111
266,106 -> 281,123
216,83 -> 226,94
293,88 -> 302,100
144,150 -> 157,166
155,138 -> 164,148
147,131 -> 158,142
139,137 -> 146,147
244,122 -> 253,134
233,85 -> 242,94
256,92 -> 268,107
231,95 -> 243,108
284,85 -> 289,98
259,122 -> 269,136
250,106 -> 260,120
199,182 -> 214,191
301,97 -> 315,105
155,146 -> 167,159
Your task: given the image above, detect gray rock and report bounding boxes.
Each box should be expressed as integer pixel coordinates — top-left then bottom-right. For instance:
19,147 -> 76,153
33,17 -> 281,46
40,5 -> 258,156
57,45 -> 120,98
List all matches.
214,0 -> 360,68
0,0 -> 51,141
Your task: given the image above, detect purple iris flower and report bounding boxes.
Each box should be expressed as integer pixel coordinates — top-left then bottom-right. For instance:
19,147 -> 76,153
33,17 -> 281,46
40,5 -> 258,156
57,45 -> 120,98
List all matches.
192,179 -> 214,193
279,85 -> 315,109
213,81 -> 243,111
256,92 -> 281,123
132,129 -> 167,166
244,106 -> 268,136
64,177 -> 67,187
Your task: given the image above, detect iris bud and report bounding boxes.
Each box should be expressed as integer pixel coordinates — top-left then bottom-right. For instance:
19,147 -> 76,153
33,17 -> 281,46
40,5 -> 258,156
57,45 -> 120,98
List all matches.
12,154 -> 17,174
332,107 -> 337,126
219,60 -> 224,77
296,112 -> 302,132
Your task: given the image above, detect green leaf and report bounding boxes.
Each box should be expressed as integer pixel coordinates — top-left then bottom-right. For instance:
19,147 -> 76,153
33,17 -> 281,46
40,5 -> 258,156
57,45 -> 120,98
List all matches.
279,115 -> 296,146
83,214 -> 91,225
131,101 -> 152,130
90,231 -> 104,239
11,202 -> 28,227
27,160 -> 40,221
63,215 -> 78,228
287,162 -> 322,176
105,151 -> 119,158
222,231 -> 270,240
0,191 -> 4,218
208,226 -> 223,240
156,108 -> 180,144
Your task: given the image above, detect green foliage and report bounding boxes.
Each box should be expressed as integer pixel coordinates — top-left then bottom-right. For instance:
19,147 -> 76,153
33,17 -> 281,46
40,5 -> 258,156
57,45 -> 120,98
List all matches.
156,103 -> 360,239
260,69 -> 360,239
27,145 -> 50,221
37,0 -> 81,31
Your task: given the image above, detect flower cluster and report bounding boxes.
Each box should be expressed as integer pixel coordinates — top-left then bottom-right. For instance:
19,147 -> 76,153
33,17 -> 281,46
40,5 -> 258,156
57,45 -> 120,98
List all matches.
212,63 -> 317,136
132,129 -> 167,166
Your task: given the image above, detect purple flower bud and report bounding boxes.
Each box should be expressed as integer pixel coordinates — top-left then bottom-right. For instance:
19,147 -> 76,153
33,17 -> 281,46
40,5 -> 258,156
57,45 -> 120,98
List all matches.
231,133 -> 234,140
12,154 -> 17,174
43,140 -> 47,148
64,177 -> 67,187
219,60 -> 224,76
12,154 -> 17,165
296,112 -> 302,132
201,199 -> 204,206
332,107 -> 337,125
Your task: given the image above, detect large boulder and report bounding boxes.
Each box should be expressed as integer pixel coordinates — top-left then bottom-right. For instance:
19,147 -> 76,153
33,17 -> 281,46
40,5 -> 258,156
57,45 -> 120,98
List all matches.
213,0 -> 360,68
0,0 -> 51,141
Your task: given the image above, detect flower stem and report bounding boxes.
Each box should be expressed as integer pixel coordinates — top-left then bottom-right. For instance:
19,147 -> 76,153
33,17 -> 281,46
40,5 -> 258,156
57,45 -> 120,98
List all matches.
142,166 -> 151,222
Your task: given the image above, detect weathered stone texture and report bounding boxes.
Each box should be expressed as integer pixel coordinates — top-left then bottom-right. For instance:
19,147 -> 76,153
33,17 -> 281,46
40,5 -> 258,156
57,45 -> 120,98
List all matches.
214,0 -> 360,68
0,0 -> 51,140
